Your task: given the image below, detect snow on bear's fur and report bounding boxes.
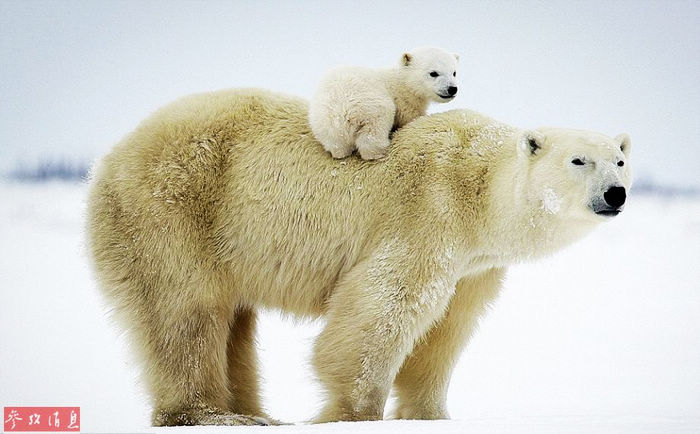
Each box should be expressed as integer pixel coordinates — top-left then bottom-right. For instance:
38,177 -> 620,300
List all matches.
86,89 -> 631,426
309,47 -> 459,160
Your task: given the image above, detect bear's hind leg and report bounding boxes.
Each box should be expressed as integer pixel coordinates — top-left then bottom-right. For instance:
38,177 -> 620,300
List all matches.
225,307 -> 279,424
144,296 -> 268,426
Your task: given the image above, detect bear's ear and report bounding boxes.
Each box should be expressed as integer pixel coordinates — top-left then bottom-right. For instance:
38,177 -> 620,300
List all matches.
518,130 -> 547,157
401,53 -> 412,66
453,53 -> 460,62
616,133 -> 631,157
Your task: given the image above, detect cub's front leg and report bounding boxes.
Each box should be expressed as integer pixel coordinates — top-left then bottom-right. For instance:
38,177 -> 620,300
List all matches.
312,245 -> 456,422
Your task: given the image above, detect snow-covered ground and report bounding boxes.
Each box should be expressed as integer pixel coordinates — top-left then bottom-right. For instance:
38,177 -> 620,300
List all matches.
1,182 -> 699,433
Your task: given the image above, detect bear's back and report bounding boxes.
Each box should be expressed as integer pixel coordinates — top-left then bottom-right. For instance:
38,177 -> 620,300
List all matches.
87,89 -> 402,314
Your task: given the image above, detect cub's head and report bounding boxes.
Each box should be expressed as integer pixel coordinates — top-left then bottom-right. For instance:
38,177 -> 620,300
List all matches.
400,46 -> 459,103
517,128 -> 632,222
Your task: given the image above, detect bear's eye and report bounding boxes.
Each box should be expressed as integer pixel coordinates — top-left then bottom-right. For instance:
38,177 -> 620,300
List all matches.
429,71 -> 439,78
453,71 -> 456,77
571,158 -> 585,166
617,160 -> 625,167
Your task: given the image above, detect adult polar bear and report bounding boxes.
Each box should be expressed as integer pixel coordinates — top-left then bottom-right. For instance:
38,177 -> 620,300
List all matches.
87,89 -> 631,426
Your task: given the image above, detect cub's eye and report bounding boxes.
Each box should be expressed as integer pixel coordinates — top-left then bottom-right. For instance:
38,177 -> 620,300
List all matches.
571,158 -> 585,166
429,71 -> 439,77
617,160 -> 625,167
453,71 -> 456,77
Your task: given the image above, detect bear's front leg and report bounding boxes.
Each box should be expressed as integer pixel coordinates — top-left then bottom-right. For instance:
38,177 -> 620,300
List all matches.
312,248 -> 456,423
392,268 -> 504,420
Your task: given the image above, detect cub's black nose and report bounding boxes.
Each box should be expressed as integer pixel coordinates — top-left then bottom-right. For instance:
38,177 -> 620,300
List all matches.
604,186 -> 626,208
447,86 -> 458,96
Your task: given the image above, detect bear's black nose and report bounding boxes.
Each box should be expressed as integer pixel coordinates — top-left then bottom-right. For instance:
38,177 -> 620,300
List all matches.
604,186 -> 626,208
447,86 -> 458,96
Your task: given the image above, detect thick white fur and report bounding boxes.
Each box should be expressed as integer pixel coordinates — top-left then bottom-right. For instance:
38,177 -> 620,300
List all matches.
87,89 -> 631,425
309,47 -> 459,160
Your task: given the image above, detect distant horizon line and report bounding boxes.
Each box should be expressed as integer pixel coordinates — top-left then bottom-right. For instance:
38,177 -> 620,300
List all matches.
1,160 -> 698,198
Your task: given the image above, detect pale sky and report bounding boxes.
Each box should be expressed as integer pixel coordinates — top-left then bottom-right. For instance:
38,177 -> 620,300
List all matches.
1,0 -> 698,186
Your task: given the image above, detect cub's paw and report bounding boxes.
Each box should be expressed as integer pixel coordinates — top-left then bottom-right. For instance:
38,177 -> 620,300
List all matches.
329,148 -> 353,159
358,147 -> 388,160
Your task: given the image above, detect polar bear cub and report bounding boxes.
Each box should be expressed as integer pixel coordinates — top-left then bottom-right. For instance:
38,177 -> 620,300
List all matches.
309,47 -> 459,160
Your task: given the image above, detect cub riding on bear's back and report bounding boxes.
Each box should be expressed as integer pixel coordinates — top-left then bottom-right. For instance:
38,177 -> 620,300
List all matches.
309,46 -> 459,160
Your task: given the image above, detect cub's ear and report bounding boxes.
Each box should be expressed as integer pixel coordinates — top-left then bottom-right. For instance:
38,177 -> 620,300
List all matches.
517,130 -> 548,157
616,133 -> 631,157
453,53 -> 460,61
401,53 -> 412,66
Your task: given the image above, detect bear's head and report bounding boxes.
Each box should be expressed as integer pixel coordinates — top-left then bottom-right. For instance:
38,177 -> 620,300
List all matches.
401,47 -> 459,103
516,128 -> 632,223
